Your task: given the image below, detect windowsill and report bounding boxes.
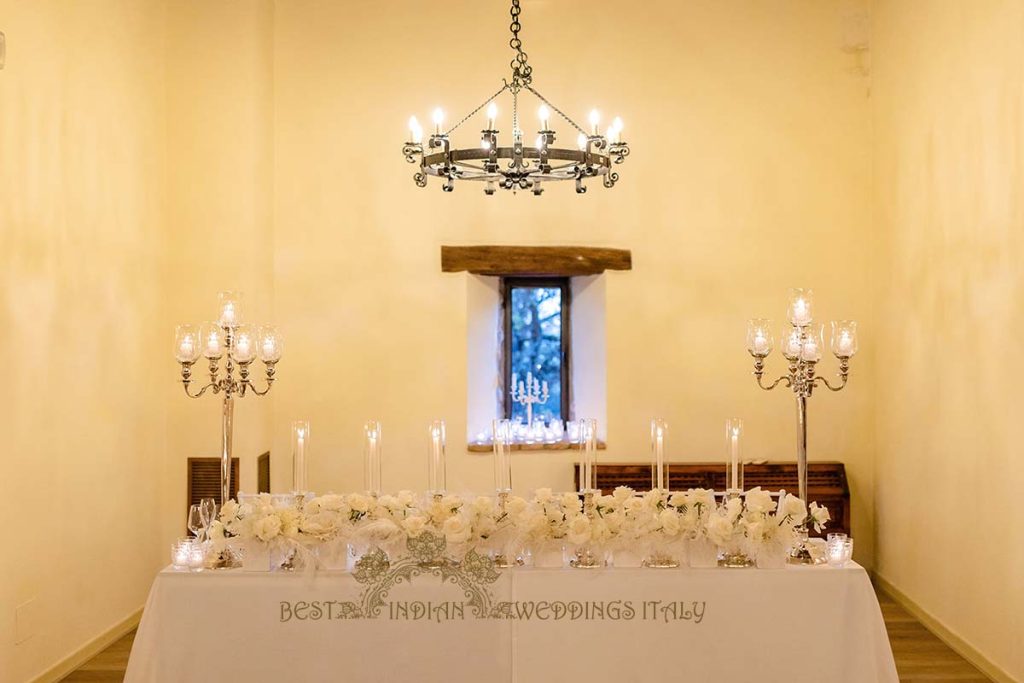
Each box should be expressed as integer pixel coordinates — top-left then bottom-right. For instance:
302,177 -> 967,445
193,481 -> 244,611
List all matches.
468,439 -> 608,453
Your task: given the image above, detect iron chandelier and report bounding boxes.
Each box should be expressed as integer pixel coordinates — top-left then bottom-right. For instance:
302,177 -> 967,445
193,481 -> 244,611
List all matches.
402,0 -> 630,195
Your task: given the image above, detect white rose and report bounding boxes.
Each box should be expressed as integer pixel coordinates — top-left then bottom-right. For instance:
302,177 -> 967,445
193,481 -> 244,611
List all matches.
402,515 -> 427,537
780,494 -> 807,522
219,500 -> 240,523
705,514 -> 734,546
566,514 -> 592,546
507,496 -> 528,516
809,502 -> 830,531
744,487 -> 774,515
668,492 -> 687,508
397,490 -> 415,507
613,486 -> 635,502
473,496 -> 494,515
254,515 -> 282,542
474,515 -> 497,539
659,509 -> 681,536
534,488 -> 553,502
441,494 -> 463,511
376,495 -> 399,510
208,520 -> 226,540
443,516 -> 471,544
348,494 -> 370,513
280,509 -> 301,539
559,491 -> 579,509
321,494 -> 346,511
691,488 -> 716,510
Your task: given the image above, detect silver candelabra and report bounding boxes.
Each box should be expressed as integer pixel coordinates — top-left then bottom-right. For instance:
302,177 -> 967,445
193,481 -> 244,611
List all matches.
747,289 -> 858,564
510,371 -> 549,428
174,291 -> 283,505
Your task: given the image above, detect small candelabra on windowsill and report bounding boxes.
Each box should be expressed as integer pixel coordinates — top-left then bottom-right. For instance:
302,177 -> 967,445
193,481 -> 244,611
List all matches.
746,289 -> 858,564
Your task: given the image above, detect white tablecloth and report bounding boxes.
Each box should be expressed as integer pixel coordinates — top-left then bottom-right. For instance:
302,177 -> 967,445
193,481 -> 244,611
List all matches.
125,563 -> 897,683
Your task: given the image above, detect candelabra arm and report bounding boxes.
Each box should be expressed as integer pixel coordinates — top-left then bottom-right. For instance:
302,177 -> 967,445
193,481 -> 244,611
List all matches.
182,382 -> 217,399
814,358 -> 851,392
814,374 -> 848,392
756,374 -> 791,391
245,362 -> 278,396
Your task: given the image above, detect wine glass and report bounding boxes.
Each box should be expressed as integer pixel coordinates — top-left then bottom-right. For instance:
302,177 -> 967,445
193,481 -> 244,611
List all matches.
187,505 -> 204,541
199,498 -> 217,540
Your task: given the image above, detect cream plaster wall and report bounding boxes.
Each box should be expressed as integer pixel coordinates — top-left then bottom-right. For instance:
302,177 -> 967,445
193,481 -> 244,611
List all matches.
163,0 -> 275,513
270,0 -> 876,567
871,1 -> 1024,679
0,2 -> 167,679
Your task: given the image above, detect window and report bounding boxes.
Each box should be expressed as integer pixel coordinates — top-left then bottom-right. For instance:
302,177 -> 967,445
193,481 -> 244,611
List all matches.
502,278 -> 570,423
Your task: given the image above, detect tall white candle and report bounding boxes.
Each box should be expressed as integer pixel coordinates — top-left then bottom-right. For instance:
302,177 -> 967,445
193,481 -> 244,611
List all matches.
725,418 -> 743,493
364,421 -> 382,496
427,420 -> 446,494
292,421 -> 310,493
651,419 -> 667,491
579,418 -> 598,492
730,433 -> 739,490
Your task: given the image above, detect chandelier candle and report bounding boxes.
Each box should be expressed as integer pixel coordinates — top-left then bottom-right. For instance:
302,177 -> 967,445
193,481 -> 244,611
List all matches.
650,419 -> 668,492
427,420 -> 447,496
363,421 -> 382,497
747,288 -> 858,564
174,292 -> 282,506
401,0 -> 629,194
291,421 -> 310,494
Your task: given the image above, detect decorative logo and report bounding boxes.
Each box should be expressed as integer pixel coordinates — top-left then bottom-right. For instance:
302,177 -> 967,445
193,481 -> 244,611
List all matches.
331,532 -> 506,619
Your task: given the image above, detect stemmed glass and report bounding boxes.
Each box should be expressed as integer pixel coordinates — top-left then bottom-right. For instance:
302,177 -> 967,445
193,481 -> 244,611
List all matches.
199,498 -> 217,541
187,505 -> 204,542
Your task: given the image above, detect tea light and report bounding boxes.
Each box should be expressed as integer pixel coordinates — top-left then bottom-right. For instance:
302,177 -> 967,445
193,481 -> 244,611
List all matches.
827,537 -> 853,568
172,539 -> 192,570
188,548 -> 205,571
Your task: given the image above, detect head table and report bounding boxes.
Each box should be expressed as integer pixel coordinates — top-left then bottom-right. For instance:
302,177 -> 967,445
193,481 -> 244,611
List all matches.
125,561 -> 896,682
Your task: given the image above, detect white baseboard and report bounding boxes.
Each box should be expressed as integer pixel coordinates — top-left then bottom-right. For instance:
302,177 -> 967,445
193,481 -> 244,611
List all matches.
30,606 -> 143,683
873,574 -> 1018,683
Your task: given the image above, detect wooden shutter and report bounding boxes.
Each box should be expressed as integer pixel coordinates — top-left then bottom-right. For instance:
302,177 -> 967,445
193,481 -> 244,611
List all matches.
187,457 -> 240,517
257,451 -> 271,493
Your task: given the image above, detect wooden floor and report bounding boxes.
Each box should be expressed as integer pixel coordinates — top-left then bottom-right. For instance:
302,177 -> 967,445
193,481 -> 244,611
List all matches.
61,586 -> 992,682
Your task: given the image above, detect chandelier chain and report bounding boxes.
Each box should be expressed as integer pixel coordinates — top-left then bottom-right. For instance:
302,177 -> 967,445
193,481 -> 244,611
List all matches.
524,84 -> 587,136
445,83 -> 511,135
509,0 -> 532,88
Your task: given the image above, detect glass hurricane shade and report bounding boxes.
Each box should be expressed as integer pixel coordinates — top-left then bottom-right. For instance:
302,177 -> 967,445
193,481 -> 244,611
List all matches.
781,328 -> 803,360
746,319 -> 773,357
787,288 -> 814,326
257,326 -> 283,363
831,321 -> 858,358
217,291 -> 243,327
800,325 -> 824,362
201,323 -> 225,359
232,326 -> 256,363
174,324 -> 201,363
